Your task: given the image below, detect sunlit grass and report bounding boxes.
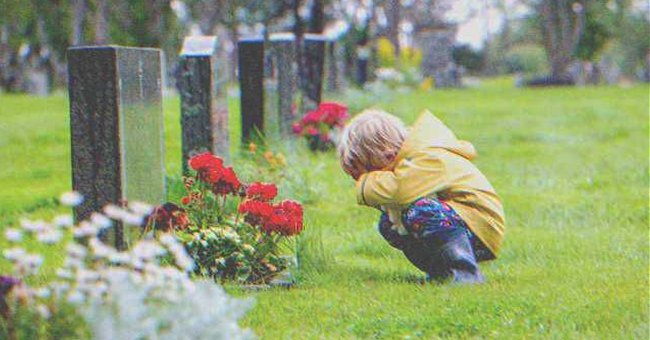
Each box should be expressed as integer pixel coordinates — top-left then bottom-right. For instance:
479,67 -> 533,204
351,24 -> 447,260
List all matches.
0,82 -> 648,338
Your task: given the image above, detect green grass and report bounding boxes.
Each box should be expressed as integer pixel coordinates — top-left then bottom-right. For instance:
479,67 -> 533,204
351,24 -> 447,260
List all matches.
0,81 -> 648,338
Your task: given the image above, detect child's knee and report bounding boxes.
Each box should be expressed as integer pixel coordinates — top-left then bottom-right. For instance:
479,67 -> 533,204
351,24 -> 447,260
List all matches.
377,213 -> 408,250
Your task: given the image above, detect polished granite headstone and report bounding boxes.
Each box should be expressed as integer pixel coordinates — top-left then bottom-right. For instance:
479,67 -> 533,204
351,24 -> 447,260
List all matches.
178,36 -> 230,171
238,36 -> 265,142
270,33 -> 299,136
302,34 -> 326,111
68,46 -> 166,250
326,39 -> 339,92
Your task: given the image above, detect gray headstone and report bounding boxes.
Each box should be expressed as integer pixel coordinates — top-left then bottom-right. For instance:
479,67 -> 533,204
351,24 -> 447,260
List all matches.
178,36 -> 230,172
67,45 -> 166,250
302,34 -> 326,111
269,33 -> 299,136
238,36 -> 265,142
416,29 -> 459,88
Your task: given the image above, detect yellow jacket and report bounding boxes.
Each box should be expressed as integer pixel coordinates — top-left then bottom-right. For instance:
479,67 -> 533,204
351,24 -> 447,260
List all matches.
356,111 -> 505,257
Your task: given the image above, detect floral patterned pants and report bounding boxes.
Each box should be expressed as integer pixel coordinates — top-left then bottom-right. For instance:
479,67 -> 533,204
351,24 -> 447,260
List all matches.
378,197 -> 493,282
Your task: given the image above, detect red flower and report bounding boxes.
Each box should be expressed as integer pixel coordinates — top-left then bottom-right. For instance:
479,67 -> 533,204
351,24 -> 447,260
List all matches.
306,126 -> 319,136
261,200 -> 303,236
319,102 -> 349,127
239,200 -> 274,226
301,110 -> 325,125
292,122 -> 303,135
145,203 -> 190,232
189,152 -> 223,172
181,196 -> 192,205
212,166 -> 241,196
246,182 -> 278,201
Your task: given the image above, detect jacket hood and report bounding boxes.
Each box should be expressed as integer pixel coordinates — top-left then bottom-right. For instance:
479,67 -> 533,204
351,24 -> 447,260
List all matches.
398,111 -> 477,160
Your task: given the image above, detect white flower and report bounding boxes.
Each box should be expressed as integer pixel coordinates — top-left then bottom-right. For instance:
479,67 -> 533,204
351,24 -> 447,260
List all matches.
66,243 -> 87,258
35,288 -> 51,298
132,240 -> 166,260
67,290 -> 85,304
103,204 -> 127,220
36,305 -> 51,319
73,221 -> 99,238
53,214 -> 74,228
89,238 -> 115,258
4,247 -> 26,261
90,213 -> 113,230
242,244 -> 255,254
129,201 -> 154,216
108,252 -> 131,265
20,218 -> 47,232
57,269 -> 73,279
60,191 -> 84,206
37,229 -> 63,244
5,228 -> 22,242
19,254 -> 44,275
122,213 -> 144,226
25,254 -> 44,268
48,282 -> 70,297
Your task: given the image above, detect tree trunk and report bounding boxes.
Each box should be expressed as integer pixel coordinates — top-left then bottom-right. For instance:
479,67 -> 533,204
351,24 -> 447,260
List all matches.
540,0 -> 586,78
70,0 -> 86,46
95,0 -> 110,44
308,0 -> 325,33
385,0 -> 401,57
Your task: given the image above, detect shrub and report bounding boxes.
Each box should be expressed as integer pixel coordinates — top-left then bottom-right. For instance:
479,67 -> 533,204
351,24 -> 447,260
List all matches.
504,44 -> 549,75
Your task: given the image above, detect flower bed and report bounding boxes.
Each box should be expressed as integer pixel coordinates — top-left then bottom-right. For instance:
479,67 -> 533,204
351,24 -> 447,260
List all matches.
292,102 -> 349,151
144,152 -> 304,284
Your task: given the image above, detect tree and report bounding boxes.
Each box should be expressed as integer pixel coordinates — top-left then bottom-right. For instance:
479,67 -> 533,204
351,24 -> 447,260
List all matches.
536,0 -> 586,78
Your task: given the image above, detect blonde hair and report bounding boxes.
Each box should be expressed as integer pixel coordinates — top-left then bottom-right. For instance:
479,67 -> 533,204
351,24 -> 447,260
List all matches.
338,109 -> 407,177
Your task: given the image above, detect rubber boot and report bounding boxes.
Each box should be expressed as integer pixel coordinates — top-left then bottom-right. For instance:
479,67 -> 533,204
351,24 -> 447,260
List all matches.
422,226 -> 484,284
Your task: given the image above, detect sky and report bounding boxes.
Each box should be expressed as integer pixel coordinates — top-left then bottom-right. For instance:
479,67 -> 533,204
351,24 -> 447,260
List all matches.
447,0 -> 530,49
448,0 -> 649,49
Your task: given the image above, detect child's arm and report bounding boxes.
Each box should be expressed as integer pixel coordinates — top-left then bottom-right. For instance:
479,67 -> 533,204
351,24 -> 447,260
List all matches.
355,170 -> 398,208
356,152 -> 448,208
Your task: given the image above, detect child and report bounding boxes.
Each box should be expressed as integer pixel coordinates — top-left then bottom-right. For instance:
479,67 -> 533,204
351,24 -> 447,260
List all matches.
338,109 -> 505,283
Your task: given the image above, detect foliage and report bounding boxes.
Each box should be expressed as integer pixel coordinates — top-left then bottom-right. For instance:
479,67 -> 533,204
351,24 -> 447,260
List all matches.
452,44 -> 485,74
575,4 -> 612,61
398,45 -> 423,70
144,152 -> 304,284
377,37 -> 396,68
504,44 -> 549,75
292,102 -> 349,152
1,192 -> 253,339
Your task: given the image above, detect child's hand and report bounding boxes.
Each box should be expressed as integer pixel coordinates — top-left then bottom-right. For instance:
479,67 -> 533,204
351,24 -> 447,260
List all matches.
347,161 -> 367,180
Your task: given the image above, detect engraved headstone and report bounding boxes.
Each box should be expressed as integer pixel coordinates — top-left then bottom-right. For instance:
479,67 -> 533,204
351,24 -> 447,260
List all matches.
301,34 -> 326,111
68,46 -> 166,250
238,36 -> 265,142
270,33 -> 299,136
178,36 -> 230,171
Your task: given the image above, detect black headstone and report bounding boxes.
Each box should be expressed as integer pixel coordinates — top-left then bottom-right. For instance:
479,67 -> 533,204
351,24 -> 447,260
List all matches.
302,34 -> 327,111
269,33 -> 299,136
178,36 -> 230,171
238,36 -> 265,142
67,45 -> 166,250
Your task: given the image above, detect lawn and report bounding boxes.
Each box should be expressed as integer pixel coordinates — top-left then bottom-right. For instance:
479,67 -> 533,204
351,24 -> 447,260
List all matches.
0,81 -> 648,338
